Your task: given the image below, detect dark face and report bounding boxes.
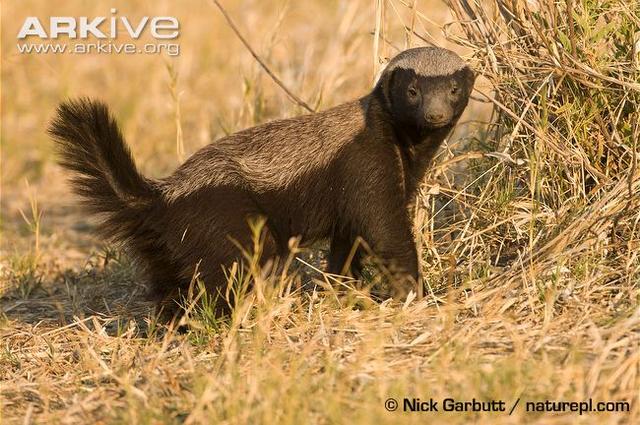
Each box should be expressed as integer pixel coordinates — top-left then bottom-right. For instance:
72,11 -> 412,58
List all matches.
385,66 -> 475,139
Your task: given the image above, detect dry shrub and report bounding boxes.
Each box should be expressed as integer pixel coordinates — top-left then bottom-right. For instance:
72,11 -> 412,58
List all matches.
419,0 -> 640,309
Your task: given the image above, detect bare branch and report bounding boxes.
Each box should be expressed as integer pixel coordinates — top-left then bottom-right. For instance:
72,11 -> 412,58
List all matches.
211,0 -> 315,113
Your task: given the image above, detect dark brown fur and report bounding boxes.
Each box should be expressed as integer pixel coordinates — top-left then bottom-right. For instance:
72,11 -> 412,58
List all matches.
48,47 -> 475,313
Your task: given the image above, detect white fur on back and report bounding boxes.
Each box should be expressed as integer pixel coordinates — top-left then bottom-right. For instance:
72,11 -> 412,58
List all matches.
383,47 -> 468,77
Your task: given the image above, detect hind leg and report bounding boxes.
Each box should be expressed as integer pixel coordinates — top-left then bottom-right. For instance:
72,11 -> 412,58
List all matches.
157,185 -> 280,315
198,222 -> 280,314
328,228 -> 363,277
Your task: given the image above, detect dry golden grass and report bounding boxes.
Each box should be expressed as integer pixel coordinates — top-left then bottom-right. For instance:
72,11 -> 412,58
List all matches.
1,0 -> 638,424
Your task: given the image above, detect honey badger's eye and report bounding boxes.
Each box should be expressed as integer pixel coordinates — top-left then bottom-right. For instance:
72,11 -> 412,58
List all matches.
451,84 -> 459,95
407,87 -> 418,98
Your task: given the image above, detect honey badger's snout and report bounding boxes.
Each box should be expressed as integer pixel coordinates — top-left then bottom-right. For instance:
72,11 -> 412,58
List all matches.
420,81 -> 466,128
423,101 -> 453,126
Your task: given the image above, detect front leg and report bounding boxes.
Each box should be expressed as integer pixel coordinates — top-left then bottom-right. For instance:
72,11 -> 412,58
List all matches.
342,145 -> 423,300
344,184 -> 420,300
362,215 -> 420,300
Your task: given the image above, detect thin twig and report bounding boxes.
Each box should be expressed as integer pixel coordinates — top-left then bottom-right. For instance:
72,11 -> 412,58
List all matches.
211,0 -> 314,113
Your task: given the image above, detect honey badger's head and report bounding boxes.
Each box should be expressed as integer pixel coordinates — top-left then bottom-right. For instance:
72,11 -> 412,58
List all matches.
376,47 -> 476,140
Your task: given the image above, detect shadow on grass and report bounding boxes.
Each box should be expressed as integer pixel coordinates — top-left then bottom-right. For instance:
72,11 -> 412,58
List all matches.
0,249 -> 157,335
0,244 -> 334,337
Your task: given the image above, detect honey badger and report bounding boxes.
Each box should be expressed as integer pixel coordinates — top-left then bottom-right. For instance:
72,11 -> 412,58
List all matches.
49,47 -> 475,313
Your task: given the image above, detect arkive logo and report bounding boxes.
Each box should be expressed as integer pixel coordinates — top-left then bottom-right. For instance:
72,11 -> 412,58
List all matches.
16,8 -> 180,56
17,8 -> 179,39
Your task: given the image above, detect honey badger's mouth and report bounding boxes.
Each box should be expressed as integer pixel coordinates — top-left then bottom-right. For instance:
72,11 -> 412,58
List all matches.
425,110 -> 465,130
424,119 -> 452,129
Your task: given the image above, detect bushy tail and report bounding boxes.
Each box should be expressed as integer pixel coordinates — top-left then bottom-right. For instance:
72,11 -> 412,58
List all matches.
49,98 -> 188,308
48,98 -> 158,242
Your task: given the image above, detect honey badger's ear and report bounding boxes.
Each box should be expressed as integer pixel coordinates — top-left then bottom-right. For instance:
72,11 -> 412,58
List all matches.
466,67 -> 477,85
378,67 -> 397,109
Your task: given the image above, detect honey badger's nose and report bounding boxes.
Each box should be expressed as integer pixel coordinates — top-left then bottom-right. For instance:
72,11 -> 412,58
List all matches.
426,112 -> 445,122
